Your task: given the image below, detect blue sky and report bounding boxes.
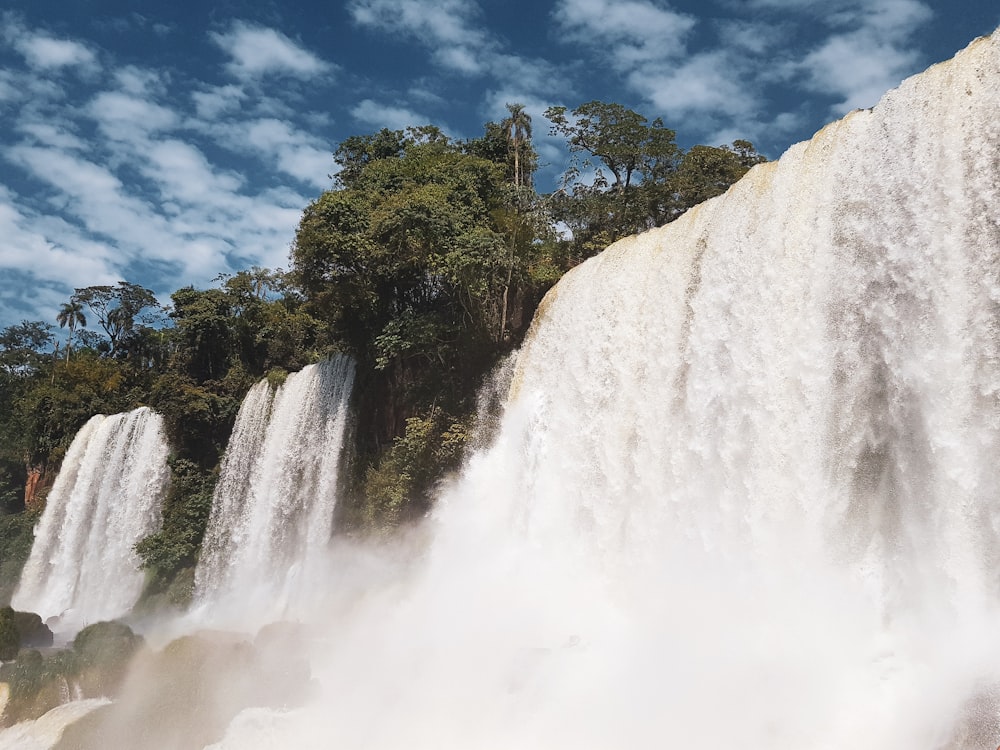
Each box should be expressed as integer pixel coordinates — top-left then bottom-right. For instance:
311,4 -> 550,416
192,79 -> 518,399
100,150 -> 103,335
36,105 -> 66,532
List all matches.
0,0 -> 997,331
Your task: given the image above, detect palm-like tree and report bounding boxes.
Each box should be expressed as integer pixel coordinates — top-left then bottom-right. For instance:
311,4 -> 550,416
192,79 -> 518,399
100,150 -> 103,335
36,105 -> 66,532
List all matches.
503,103 -> 533,188
56,299 -> 86,361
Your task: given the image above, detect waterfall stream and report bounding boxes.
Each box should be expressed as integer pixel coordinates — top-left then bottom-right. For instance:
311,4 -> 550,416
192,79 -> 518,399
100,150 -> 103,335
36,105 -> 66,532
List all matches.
193,356 -> 356,620
12,407 -> 169,632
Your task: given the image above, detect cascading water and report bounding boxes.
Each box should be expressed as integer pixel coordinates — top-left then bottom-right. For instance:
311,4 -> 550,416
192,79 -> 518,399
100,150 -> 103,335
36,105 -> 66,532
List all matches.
193,356 -> 355,620
202,31 -> 1000,750
12,407 -> 168,632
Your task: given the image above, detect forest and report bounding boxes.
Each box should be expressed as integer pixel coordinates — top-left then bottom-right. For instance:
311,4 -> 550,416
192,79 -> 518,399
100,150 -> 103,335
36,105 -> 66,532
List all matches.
0,101 -> 765,606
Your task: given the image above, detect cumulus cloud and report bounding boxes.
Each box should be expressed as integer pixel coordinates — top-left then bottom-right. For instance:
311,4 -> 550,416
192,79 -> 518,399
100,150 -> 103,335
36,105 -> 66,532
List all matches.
349,0 -> 485,47
351,99 -> 432,131
210,21 -> 334,80
630,50 -> 759,121
347,0 -> 566,106
0,16 -> 338,326
552,0 -> 696,64
794,0 -> 934,111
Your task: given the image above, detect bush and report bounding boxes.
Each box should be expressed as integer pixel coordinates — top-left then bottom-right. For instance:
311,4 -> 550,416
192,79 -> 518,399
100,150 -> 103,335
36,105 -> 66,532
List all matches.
0,607 -> 19,660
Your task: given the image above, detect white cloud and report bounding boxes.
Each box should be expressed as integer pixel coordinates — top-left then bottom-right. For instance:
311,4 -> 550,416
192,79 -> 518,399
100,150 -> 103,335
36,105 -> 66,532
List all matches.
0,17 -> 337,328
348,0 -> 564,102
631,50 -> 759,121
351,99 -> 432,131
15,121 -> 87,151
114,66 -> 170,96
210,21 -> 334,80
244,119 -> 332,190
349,0 -> 485,47
192,84 -> 247,119
0,195 -> 118,287
553,0 -> 696,65
15,35 -> 98,72
349,0 -> 499,76
87,90 -> 180,143
793,0 -> 934,111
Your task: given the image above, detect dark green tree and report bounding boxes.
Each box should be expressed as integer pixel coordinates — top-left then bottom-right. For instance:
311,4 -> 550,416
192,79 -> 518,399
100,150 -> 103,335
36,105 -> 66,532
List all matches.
73,282 -> 161,358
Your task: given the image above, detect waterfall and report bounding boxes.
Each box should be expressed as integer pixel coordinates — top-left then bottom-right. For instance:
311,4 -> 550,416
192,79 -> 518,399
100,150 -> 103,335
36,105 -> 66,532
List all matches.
12,407 -> 168,632
202,32 -> 1000,750
193,356 -> 355,618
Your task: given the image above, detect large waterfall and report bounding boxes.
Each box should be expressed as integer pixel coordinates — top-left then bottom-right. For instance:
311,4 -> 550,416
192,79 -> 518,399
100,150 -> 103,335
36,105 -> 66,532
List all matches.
201,31 -> 1000,750
193,356 -> 355,619
12,407 -> 168,631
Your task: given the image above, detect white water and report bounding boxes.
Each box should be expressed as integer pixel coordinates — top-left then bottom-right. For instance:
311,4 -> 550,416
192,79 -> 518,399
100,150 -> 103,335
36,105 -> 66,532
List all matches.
0,699 -> 109,750
193,357 -> 355,621
198,32 -> 1000,750
12,407 -> 168,631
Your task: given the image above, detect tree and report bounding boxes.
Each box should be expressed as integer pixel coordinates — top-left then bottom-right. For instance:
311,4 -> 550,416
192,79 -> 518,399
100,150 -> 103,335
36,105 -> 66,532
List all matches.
0,322 -> 53,374
56,301 -> 86,361
502,103 -> 535,188
169,287 -> 233,382
74,282 -> 160,358
544,101 -> 679,194
294,129 -> 556,459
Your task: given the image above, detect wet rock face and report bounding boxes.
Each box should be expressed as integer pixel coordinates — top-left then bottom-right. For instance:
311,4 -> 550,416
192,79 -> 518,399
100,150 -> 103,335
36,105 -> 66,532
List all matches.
11,610 -> 53,649
53,626 -> 315,750
23,465 -> 48,511
0,607 -> 53,660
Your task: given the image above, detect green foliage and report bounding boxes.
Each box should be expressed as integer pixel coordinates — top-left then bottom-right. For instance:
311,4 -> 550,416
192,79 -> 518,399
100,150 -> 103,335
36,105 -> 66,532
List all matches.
16,354 -> 129,465
72,281 -> 164,360
0,607 -> 20,660
545,100 -> 765,260
356,409 -> 471,530
0,510 -> 39,603
546,100 -> 680,194
0,321 -> 54,374
135,458 -> 216,595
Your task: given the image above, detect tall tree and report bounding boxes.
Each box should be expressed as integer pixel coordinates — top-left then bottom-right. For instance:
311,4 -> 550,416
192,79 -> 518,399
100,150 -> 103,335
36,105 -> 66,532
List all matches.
56,300 -> 86,361
502,103 -> 534,188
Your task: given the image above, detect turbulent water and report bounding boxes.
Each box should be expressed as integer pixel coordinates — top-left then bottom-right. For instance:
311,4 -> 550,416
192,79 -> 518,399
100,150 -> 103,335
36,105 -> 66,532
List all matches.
193,356 -> 355,619
30,30 -> 1000,750
12,407 -> 168,632
0,699 -> 109,750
